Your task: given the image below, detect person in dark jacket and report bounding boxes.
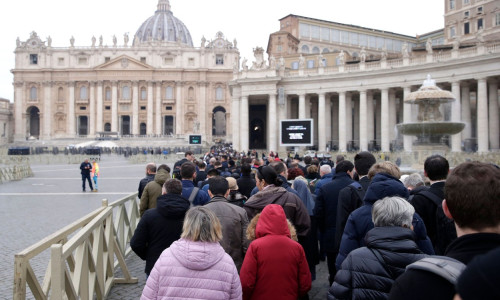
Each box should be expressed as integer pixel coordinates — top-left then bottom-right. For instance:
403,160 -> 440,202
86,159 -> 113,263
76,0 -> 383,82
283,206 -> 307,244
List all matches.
138,162 -> 156,199
226,176 -> 247,207
314,160 -> 355,284
249,161 -> 300,197
336,161 -> 434,271
244,165 -> 310,238
389,161 -> 500,300
131,179 -> 190,276
329,196 -> 427,300
139,164 -> 171,217
194,161 -> 207,186
180,162 -> 210,206
237,163 -> 256,198
80,158 -> 94,192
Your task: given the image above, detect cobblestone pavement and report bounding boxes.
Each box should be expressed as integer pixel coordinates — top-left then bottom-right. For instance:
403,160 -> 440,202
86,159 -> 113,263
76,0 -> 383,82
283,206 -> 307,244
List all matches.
1,154 -> 331,299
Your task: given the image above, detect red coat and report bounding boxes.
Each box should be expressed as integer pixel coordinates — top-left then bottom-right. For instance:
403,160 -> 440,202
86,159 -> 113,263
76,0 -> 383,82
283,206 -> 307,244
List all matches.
240,204 -> 311,300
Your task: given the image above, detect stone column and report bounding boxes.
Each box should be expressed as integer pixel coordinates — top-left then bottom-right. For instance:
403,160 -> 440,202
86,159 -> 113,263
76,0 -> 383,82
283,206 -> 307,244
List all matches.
389,90 -> 397,141
353,96 -> 360,144
240,95 -> 249,151
89,81 -> 96,136
461,85 -> 471,139
231,96 -> 240,150
332,97 -> 339,148
488,80 -> 499,150
318,92 -> 326,152
338,91 -> 347,152
132,81 -> 139,135
325,97 -> 332,148
96,81 -> 103,133
367,91 -> 374,142
155,82 -> 161,134
68,82 -> 75,137
278,94 -> 287,152
42,81 -> 52,140
359,90 -> 368,151
403,86 -> 413,152
14,82 -> 24,140
346,93 -> 352,146
176,82 -> 183,135
111,81 -> 118,132
477,78 -> 488,152
199,82 -> 207,137
451,81 -> 462,152
298,93 -> 306,119
381,88 -> 390,152
268,93 -> 278,151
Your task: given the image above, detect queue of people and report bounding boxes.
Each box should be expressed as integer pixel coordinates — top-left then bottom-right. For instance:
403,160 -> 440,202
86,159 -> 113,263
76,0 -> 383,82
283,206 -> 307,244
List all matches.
128,150 -> 500,300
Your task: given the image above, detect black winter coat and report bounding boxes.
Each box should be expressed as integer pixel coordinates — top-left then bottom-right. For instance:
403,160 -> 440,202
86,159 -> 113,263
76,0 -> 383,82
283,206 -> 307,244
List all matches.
138,174 -> 155,199
236,174 -> 256,198
130,193 -> 190,275
329,226 -> 427,300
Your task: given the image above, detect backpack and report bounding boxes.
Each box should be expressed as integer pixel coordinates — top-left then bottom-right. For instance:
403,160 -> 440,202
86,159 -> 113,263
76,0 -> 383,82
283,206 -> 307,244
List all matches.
188,187 -> 200,207
406,256 -> 466,284
416,190 -> 458,255
347,181 -> 365,208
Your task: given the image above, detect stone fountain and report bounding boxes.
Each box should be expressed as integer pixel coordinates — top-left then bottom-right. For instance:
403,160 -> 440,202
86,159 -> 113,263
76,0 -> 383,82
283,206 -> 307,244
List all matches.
397,75 -> 465,150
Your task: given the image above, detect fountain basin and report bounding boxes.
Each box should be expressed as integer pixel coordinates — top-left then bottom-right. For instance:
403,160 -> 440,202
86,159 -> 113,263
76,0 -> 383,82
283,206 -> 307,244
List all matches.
397,122 -> 465,136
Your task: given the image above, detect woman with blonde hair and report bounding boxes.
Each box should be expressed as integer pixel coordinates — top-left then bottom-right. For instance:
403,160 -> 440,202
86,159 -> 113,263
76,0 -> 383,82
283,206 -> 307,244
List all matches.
141,206 -> 242,300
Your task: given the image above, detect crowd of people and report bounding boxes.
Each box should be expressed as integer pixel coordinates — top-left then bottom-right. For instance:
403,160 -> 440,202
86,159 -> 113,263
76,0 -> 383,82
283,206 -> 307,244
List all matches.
128,148 -> 500,300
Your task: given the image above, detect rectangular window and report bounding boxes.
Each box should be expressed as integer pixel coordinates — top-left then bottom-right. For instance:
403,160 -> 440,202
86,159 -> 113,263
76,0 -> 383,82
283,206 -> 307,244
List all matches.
140,106 -> 146,110
307,60 -> 315,68
215,54 -> 224,65
463,0 -> 469,4
105,106 -> 111,110
166,87 -> 174,99
341,30 -> 349,44
299,23 -> 310,38
78,57 -> 87,65
349,32 -> 358,45
496,13 -> 500,26
291,61 -> 299,70
321,27 -> 330,41
464,22 -> 470,34
164,57 -> 174,65
80,106 -> 86,110
30,54 -> 38,65
477,19 -> 483,30
58,57 -> 64,66
277,45 -> 282,52
377,37 -> 385,49
369,36 -> 376,48
449,0 -> 455,10
188,58 -> 195,66
359,34 -> 367,47
140,57 -> 146,63
311,25 -> 320,39
165,106 -> 173,111
450,26 -> 456,38
464,11 -> 469,18
331,29 -> 340,42
386,39 -> 393,51
141,89 -> 147,100
105,57 -> 111,63
477,6 -> 483,14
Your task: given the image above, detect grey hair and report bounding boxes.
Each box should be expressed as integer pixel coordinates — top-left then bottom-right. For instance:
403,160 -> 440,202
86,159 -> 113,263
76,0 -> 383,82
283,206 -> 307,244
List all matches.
181,206 -> 222,243
372,196 -> 415,228
403,173 -> 425,188
320,164 -> 332,174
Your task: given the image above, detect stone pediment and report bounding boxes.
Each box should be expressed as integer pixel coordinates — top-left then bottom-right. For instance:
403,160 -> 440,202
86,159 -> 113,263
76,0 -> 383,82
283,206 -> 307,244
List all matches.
95,55 -> 153,71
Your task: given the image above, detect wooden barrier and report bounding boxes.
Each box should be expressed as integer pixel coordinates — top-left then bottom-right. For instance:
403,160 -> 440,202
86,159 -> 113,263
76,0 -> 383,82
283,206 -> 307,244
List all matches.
13,193 -> 140,300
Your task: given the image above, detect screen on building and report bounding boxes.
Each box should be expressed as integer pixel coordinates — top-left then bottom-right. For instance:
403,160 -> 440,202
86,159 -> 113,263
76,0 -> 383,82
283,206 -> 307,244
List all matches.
189,135 -> 202,145
280,119 -> 313,146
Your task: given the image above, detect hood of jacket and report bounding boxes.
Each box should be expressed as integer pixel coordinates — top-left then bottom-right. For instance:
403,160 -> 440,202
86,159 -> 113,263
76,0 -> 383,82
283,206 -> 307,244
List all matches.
255,204 -> 291,239
245,185 -> 288,210
154,169 -> 170,186
156,193 -> 190,219
363,173 -> 409,205
169,238 -> 225,271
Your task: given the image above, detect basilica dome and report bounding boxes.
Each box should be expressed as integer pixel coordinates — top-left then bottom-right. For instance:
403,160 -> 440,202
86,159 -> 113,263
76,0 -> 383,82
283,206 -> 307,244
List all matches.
134,0 -> 193,47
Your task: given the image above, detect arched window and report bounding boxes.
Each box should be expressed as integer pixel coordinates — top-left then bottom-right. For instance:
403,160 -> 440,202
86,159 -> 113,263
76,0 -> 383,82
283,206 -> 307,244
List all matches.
30,87 -> 37,101
140,87 -> 147,100
122,86 -> 130,100
301,45 -> 310,54
166,86 -> 174,100
323,48 -> 330,53
212,106 -> 226,136
312,46 -> 320,54
58,87 -> 64,102
105,87 -> 111,100
80,86 -> 88,100
188,87 -> 195,100
215,87 -> 224,100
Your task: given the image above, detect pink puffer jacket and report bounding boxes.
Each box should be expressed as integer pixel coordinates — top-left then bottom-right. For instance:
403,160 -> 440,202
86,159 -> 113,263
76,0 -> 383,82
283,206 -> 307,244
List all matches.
141,238 -> 242,300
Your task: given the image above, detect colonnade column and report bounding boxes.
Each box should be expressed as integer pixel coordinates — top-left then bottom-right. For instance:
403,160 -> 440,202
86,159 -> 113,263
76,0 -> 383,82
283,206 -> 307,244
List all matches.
268,93 -> 278,151
488,80 -> 499,150
68,82 -> 75,137
278,94 -> 287,152
389,90 -> 397,142
14,82 -> 24,140
359,90 -> 368,151
298,93 -> 306,119
338,91 -> 347,152
451,81 -> 462,152
111,81 -> 118,132
89,81 -> 96,136
403,87 -> 413,152
42,81 -> 52,140
477,78 -> 488,152
461,85 -> 471,139
325,97 -> 332,149
96,82 -> 103,133
367,92 -> 374,143
175,82 -> 183,135
240,96 -> 249,152
381,88 -> 390,152
154,82 -> 161,135
318,93 -> 326,152
132,81 -> 139,135
199,82 -> 207,137
231,96 -> 240,150
345,93 -> 352,145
